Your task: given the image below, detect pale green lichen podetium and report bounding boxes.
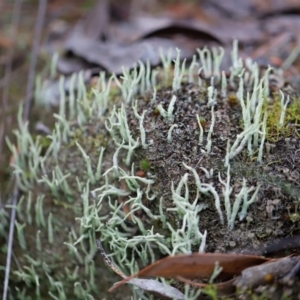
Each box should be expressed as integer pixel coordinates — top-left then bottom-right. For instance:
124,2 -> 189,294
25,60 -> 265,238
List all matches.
2,41 -> 300,299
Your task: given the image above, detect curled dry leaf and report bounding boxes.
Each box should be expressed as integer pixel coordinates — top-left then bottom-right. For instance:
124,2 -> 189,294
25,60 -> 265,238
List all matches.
62,32 -> 195,74
126,17 -> 223,44
53,4 -> 224,75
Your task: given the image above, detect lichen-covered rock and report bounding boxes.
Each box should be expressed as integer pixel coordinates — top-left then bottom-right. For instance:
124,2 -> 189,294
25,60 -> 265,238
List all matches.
1,43 -> 300,299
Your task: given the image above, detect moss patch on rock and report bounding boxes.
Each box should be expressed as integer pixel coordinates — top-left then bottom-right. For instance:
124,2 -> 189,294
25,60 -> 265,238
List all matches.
1,44 -> 300,299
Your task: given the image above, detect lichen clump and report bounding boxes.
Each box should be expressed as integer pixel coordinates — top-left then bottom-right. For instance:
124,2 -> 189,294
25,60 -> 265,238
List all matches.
2,42 -> 300,299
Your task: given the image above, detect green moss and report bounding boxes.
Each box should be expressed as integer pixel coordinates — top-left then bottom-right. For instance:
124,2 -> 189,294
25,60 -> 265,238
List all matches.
198,116 -> 207,128
35,135 -> 52,149
262,93 -> 300,142
139,159 -> 151,171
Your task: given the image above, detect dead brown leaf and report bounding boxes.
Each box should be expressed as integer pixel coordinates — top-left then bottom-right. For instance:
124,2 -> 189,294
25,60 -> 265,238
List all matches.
49,2 -> 226,75
109,252 -> 270,292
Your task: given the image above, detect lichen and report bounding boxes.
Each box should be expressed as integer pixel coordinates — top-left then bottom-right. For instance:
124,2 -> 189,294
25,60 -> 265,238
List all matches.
2,41 -> 300,299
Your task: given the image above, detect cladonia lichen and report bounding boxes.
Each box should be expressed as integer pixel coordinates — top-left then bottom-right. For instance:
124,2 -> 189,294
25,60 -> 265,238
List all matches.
2,41 -> 300,299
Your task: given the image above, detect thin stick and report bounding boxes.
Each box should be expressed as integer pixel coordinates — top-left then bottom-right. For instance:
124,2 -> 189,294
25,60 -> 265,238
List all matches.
2,183 -> 19,300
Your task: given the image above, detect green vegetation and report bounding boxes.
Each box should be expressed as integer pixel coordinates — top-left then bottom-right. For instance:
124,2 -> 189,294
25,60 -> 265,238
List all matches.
1,42 -> 300,299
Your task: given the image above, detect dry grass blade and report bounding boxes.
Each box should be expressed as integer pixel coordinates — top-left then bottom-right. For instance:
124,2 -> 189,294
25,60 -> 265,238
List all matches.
2,1 -> 47,300
1,2 -> 23,299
